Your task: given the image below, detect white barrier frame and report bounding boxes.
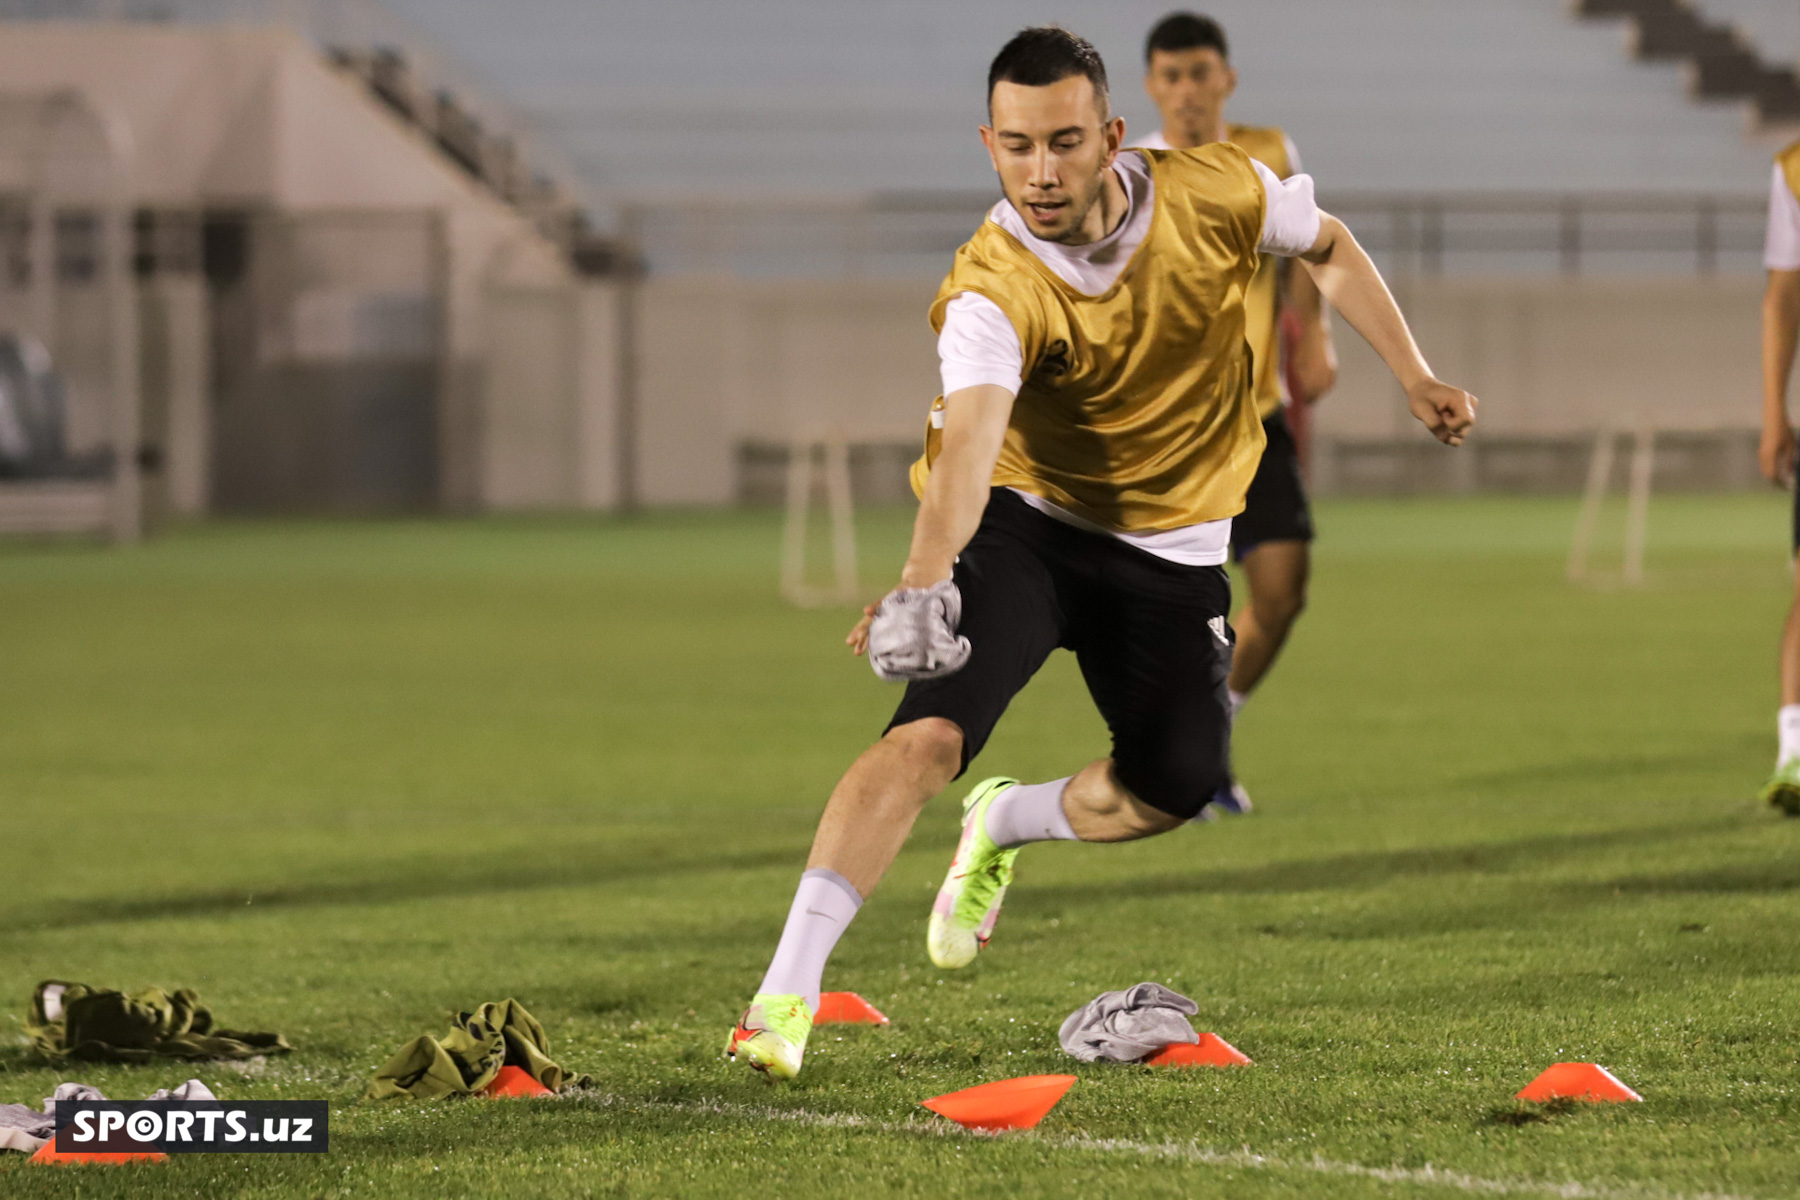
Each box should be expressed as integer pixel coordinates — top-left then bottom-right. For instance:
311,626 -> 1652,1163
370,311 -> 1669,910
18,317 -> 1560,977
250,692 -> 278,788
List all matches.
779,431 -> 859,608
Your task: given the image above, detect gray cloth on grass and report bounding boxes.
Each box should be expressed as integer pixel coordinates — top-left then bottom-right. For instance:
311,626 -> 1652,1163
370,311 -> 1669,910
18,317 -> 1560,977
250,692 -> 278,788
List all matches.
0,1079 -> 215,1153
1058,982 -> 1201,1063
0,1127 -> 44,1154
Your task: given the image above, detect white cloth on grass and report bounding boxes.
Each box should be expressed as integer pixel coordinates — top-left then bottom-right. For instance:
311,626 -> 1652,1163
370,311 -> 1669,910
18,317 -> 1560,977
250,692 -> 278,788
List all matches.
0,1079 -> 216,1154
1058,982 -> 1201,1063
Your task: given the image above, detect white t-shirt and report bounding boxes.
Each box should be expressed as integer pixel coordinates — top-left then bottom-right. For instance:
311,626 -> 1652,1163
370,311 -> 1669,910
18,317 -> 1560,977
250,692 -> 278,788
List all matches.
936,150 -> 1323,565
1766,163 -> 1800,270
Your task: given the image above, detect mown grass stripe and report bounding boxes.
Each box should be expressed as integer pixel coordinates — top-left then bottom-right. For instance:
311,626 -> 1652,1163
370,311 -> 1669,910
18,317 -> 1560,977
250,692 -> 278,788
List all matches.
574,1091 -> 1760,1200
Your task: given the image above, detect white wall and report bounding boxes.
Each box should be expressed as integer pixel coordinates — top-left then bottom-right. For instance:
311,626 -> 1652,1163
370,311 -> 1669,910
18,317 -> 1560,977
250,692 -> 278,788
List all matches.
481,282 -> 619,509
547,274 -> 1766,507
1319,276 -> 1762,441
139,278 -> 210,519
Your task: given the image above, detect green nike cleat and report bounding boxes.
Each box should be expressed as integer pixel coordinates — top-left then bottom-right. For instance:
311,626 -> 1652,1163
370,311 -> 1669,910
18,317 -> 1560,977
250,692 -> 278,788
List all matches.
724,993 -> 812,1080
1762,760 -> 1800,817
928,777 -> 1022,969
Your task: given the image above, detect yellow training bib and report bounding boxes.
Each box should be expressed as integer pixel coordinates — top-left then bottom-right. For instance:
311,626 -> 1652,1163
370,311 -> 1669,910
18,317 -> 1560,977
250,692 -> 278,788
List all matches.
911,144 -> 1267,533
1780,138 -> 1800,205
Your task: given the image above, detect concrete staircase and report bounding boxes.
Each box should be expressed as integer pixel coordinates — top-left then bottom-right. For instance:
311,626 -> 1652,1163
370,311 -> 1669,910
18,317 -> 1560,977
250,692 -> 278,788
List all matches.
1575,0 -> 1800,126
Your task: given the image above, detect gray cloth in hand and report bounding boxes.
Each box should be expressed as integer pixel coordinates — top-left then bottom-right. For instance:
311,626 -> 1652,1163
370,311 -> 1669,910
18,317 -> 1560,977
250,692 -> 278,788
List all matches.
867,579 -> 972,681
0,1079 -> 216,1153
1058,982 -> 1201,1063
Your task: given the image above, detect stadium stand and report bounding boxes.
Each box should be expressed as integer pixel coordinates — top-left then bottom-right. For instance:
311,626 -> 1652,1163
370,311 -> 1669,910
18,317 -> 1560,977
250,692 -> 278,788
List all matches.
326,43 -> 579,248
0,0 -> 1788,525
1697,0 -> 1800,65
1576,0 -> 1800,125
407,0 -> 1781,196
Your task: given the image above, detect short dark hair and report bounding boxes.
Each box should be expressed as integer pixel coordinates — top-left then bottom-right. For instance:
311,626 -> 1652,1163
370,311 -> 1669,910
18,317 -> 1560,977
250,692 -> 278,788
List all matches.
987,26 -> 1110,114
1145,12 -> 1229,64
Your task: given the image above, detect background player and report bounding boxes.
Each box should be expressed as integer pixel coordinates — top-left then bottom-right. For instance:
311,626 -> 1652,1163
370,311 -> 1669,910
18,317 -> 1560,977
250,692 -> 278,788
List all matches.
725,27 -> 1475,1082
1759,138 -> 1800,815
1131,12 -> 1338,818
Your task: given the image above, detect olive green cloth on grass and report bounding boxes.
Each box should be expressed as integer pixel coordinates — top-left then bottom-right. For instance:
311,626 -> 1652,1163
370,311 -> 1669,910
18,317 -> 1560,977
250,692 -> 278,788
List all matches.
26,980 -> 290,1064
366,999 -> 588,1100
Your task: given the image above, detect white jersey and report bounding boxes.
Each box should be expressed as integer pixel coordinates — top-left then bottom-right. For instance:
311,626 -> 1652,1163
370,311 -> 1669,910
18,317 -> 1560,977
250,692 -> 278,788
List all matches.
1767,162 -> 1800,270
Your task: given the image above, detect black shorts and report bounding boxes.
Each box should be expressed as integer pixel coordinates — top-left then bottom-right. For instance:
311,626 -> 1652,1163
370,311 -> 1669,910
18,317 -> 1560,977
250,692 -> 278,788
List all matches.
1231,412 -> 1314,560
1792,447 -> 1800,553
886,489 -> 1234,820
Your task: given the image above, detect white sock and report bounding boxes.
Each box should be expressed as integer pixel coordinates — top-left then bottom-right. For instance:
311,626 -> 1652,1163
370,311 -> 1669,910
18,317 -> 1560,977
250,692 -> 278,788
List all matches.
1228,689 -> 1248,722
1779,705 -> 1800,767
757,868 -> 862,1013
983,777 -> 1080,849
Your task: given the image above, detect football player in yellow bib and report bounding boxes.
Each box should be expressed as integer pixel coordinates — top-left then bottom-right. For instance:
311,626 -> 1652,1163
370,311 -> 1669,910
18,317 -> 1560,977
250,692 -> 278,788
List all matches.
1132,12 -> 1337,818
727,26 -> 1475,1081
1758,138 -> 1800,814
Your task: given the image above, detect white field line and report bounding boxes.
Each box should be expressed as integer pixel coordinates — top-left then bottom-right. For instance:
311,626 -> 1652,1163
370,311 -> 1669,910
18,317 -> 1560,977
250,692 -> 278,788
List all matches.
575,1091 -> 1759,1200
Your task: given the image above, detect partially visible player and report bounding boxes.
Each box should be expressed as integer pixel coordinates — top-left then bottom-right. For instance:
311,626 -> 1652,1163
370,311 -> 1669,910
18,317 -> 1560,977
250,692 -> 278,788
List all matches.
1132,13 -> 1337,818
1759,138 -> 1800,814
724,27 -> 1475,1081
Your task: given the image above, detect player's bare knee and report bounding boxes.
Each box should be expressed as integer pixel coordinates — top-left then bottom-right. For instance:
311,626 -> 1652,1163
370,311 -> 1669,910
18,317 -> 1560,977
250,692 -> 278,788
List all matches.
1254,585 -> 1306,634
884,718 -> 963,780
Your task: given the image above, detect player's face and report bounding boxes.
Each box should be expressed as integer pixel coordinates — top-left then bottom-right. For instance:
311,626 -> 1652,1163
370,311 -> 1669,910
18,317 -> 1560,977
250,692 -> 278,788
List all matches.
1144,47 -> 1236,139
981,76 -> 1124,245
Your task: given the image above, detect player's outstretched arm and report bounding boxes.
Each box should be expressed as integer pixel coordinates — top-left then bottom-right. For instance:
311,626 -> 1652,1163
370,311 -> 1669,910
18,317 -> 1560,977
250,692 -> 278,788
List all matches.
848,384 -> 1015,659
1761,268 -> 1800,487
1298,214 -> 1477,445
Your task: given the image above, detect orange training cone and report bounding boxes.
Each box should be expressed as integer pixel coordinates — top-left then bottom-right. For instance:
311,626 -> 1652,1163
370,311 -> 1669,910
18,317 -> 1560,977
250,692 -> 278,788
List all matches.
1515,1063 -> 1641,1103
920,1074 -> 1076,1132
1143,1032 -> 1253,1068
484,1065 -> 555,1098
814,992 -> 890,1025
30,1140 -> 166,1166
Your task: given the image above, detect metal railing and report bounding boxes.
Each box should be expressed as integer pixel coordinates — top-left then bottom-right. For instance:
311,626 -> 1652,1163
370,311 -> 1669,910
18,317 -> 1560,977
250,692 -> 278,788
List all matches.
1325,192 -> 1767,278
626,191 -> 1771,281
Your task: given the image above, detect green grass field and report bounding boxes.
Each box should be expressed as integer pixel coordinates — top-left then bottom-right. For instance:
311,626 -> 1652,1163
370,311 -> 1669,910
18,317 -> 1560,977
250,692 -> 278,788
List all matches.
2,494 -> 1798,1199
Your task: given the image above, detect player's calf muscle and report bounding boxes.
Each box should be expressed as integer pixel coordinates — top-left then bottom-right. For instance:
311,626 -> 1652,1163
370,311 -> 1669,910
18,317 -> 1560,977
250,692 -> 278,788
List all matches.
807,720 -> 963,875
1065,761 -> 1193,841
